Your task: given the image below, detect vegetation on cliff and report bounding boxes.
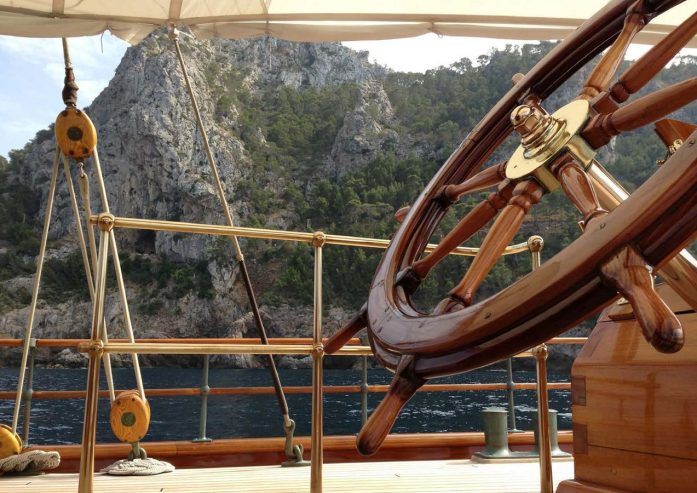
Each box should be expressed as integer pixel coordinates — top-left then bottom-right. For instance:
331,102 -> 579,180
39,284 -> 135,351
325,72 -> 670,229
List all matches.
0,37 -> 694,364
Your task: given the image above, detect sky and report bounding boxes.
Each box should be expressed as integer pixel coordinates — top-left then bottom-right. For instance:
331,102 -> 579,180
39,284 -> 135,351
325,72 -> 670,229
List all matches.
0,32 -> 695,159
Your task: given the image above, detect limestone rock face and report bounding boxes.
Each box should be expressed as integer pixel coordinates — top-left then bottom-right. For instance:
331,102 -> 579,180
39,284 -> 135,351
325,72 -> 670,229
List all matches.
0,32 -> 389,368
328,80 -> 400,178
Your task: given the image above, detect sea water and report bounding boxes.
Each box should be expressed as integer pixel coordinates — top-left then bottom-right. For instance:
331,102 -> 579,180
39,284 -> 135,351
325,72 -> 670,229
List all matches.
0,366 -> 571,445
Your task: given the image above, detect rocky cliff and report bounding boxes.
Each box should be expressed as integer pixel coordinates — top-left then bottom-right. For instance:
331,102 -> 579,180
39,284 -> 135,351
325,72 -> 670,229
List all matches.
0,32 -> 694,370
0,32 -> 399,369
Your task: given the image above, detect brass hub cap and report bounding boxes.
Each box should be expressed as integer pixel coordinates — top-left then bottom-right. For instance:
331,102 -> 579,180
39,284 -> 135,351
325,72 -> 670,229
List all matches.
506,99 -> 595,191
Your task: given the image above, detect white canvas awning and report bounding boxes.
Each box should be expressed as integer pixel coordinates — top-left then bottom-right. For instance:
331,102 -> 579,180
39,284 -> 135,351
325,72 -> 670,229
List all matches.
0,0 -> 695,46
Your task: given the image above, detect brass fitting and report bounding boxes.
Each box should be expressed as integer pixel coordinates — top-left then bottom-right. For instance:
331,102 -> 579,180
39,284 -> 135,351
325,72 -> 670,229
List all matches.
312,343 -> 325,359
312,232 -> 326,248
86,340 -> 105,356
97,213 -> 115,232
532,344 -> 548,361
527,235 -> 544,253
511,104 -> 566,158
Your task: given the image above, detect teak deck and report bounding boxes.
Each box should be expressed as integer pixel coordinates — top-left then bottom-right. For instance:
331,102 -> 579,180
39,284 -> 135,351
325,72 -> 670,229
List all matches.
2,459 -> 574,492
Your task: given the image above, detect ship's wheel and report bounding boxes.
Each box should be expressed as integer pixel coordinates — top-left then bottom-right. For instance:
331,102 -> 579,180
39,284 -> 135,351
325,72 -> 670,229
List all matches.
325,0 -> 697,456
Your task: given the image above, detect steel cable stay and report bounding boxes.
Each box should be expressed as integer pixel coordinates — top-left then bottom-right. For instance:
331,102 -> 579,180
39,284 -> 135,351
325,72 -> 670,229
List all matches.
168,27 -> 306,467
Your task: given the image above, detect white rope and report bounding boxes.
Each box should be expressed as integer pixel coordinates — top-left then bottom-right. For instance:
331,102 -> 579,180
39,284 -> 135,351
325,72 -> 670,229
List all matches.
64,156 -> 116,402
109,233 -> 146,400
100,458 -> 174,476
77,166 -> 99,285
12,149 -> 60,433
89,149 -> 146,402
0,450 -> 60,475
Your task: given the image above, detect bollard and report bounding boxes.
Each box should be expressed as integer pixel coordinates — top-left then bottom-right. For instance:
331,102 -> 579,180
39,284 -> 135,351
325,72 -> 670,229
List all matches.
473,407 -> 513,459
533,409 -> 571,458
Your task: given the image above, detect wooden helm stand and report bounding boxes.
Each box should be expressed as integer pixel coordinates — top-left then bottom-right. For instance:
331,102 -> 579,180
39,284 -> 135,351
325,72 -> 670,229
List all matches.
558,284 -> 697,492
325,0 -> 697,461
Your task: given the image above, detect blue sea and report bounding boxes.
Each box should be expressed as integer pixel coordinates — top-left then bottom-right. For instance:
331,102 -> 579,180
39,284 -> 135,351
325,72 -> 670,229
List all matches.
0,367 -> 571,445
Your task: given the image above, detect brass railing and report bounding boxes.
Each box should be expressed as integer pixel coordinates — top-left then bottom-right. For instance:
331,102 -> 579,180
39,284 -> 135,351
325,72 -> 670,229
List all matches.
3,219 -> 587,492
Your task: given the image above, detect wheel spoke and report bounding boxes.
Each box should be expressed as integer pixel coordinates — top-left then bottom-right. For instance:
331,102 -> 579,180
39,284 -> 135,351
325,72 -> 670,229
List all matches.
402,180 -> 514,285
600,245 -> 683,353
579,2 -> 649,100
549,155 -> 607,226
607,10 -> 697,106
582,76 -> 697,148
445,177 -> 545,308
440,161 -> 507,204
324,304 -> 367,355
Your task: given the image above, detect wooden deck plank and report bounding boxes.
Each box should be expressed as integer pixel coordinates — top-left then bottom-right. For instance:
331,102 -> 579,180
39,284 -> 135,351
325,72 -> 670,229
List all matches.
1,459 -> 574,492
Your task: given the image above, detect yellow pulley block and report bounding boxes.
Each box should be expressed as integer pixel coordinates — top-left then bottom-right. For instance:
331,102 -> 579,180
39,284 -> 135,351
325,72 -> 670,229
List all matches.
109,390 -> 150,444
54,108 -> 97,160
0,424 -> 22,460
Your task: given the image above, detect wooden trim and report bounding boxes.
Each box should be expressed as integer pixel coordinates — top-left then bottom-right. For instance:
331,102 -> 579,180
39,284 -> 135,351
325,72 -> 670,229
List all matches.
26,431 -> 574,472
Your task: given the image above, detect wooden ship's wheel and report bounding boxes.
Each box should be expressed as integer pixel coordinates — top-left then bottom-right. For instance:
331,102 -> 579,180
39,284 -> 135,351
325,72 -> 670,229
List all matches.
326,0 -> 697,456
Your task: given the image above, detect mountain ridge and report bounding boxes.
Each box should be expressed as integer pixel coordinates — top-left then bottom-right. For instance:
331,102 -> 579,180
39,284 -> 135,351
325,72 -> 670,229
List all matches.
0,31 -> 694,369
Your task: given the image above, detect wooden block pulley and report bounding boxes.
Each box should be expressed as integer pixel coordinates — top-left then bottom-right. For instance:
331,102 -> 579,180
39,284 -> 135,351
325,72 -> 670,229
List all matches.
54,108 -> 97,160
0,424 -> 22,460
109,390 -> 150,444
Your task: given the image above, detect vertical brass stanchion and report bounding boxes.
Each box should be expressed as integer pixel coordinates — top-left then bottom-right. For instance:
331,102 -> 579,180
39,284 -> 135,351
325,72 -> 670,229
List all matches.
310,233 -> 325,493
533,344 -> 553,493
21,340 -> 36,446
528,235 -> 553,492
78,215 -> 113,493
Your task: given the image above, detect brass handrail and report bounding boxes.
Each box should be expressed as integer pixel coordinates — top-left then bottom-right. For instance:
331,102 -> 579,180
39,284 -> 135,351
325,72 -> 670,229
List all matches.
0,382 -> 571,401
87,215 -> 531,257
0,336 -> 586,348
8,217 -> 577,493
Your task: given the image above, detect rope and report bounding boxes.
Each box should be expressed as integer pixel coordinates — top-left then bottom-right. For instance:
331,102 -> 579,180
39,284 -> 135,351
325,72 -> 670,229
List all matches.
64,157 -> 116,402
11,149 -> 60,433
100,458 -> 174,476
77,149 -> 145,402
0,450 -> 60,475
169,27 -> 294,427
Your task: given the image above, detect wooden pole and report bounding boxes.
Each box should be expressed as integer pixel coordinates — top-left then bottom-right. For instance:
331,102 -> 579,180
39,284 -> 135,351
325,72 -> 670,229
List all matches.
78,223 -> 110,493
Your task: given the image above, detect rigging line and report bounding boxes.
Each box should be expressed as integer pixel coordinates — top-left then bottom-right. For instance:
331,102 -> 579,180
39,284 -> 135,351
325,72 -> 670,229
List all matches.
77,166 -> 99,286
87,149 -> 147,401
109,229 -> 146,401
169,28 -> 293,422
11,149 -> 60,433
63,157 -> 116,402
61,36 -> 145,402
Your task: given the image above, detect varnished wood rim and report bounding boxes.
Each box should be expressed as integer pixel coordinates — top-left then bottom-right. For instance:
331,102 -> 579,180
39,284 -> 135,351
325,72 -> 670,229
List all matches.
367,0 -> 693,376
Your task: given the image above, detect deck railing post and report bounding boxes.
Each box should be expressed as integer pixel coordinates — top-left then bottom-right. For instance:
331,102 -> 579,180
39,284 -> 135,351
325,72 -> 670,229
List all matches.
78,219 -> 112,493
533,344 -> 553,493
21,339 -> 37,446
193,354 -> 212,442
527,235 -> 553,492
310,233 -> 325,493
360,355 -> 369,426
505,358 -> 520,432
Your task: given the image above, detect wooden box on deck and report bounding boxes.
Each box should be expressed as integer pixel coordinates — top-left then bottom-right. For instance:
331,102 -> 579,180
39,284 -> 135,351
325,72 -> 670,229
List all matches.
557,284 -> 697,493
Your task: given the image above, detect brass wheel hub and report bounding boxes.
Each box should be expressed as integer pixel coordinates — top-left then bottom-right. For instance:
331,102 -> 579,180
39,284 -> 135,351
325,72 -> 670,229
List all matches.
506,99 -> 596,191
